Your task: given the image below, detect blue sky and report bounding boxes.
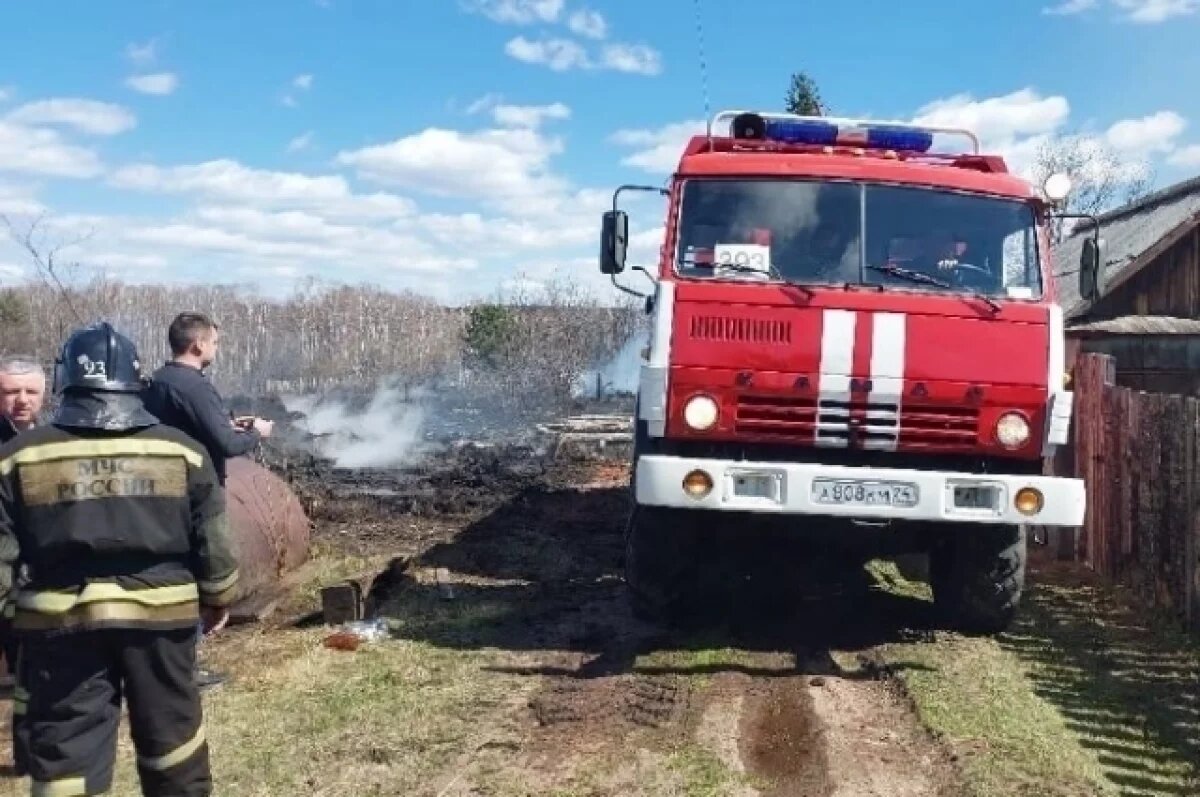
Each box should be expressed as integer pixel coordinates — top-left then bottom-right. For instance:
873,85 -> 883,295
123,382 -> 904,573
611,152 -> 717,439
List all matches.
0,0 -> 1198,305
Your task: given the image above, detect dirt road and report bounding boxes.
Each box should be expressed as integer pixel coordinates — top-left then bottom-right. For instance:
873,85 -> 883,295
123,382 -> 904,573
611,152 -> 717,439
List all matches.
289,453 -> 965,796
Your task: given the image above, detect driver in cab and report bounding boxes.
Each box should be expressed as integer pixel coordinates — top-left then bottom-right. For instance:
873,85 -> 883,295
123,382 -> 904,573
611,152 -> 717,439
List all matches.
918,230 -> 996,290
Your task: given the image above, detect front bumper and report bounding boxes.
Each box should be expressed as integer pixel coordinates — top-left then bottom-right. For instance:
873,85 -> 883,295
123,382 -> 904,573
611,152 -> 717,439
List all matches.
635,455 -> 1085,527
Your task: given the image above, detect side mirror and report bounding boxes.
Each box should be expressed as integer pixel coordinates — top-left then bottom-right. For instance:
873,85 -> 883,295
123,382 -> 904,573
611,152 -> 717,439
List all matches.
600,210 -> 628,275
1079,237 -> 1102,302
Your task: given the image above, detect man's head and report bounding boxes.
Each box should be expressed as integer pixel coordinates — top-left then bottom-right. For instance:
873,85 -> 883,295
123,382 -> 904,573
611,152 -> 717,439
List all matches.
52,322 -> 157,432
168,312 -> 220,369
0,356 -> 46,431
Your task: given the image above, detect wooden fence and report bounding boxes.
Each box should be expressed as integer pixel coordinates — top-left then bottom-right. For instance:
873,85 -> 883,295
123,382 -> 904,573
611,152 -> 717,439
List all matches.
1062,352 -> 1200,632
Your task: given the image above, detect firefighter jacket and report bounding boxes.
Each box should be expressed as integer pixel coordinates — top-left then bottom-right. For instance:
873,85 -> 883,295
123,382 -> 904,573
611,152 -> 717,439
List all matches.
0,422 -> 239,635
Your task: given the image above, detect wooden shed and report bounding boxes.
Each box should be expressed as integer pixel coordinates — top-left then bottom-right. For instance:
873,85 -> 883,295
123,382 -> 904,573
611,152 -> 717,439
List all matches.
1066,315 -> 1200,394
1053,175 -> 1200,394
1054,175 -> 1200,324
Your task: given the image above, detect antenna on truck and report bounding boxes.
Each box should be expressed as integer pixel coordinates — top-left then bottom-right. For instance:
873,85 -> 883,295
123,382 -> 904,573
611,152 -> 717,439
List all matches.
692,0 -> 713,151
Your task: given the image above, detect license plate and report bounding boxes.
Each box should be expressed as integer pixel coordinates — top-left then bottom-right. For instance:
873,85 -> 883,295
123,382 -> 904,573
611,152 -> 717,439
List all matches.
952,485 -> 999,511
730,471 -> 782,501
811,478 -> 918,508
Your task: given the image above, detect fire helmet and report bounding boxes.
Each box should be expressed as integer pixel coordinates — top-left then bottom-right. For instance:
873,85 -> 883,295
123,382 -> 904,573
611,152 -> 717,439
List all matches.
52,321 -> 146,395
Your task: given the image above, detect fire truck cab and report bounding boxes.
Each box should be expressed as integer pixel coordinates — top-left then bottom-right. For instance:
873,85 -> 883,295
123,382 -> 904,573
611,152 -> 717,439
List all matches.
600,110 -> 1099,634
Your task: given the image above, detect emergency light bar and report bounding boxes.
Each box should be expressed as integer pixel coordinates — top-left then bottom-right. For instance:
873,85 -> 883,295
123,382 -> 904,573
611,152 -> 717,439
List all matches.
708,110 -> 981,155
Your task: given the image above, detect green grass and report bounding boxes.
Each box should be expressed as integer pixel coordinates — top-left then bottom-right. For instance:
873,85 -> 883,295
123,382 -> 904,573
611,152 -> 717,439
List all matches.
873,555 -> 1200,797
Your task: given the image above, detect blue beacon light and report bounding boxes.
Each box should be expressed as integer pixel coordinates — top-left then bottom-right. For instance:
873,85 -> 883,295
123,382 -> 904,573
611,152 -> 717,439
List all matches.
761,119 -> 935,153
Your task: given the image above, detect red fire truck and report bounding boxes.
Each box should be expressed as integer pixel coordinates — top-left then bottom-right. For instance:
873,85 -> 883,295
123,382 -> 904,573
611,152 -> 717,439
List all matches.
600,110 -> 1101,634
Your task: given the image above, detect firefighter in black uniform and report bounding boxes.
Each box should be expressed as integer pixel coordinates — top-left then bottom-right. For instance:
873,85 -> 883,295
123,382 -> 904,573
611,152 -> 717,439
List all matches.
0,321 -> 239,797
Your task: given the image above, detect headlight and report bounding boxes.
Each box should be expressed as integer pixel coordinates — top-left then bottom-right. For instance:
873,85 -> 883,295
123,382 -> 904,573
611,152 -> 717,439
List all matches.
995,412 -> 1031,449
683,395 -> 719,431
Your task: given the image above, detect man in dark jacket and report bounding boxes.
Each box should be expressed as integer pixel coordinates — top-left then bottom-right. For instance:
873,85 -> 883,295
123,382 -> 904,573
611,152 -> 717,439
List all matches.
140,312 -> 271,693
141,312 -> 273,486
0,321 -> 238,796
0,355 -> 46,778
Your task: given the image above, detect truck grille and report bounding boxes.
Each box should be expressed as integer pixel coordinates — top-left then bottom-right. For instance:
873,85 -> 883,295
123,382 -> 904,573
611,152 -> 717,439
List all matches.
735,394 -> 979,449
689,315 -> 792,344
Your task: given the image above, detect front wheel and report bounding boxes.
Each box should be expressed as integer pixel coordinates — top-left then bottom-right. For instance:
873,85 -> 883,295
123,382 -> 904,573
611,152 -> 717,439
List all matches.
929,524 -> 1026,635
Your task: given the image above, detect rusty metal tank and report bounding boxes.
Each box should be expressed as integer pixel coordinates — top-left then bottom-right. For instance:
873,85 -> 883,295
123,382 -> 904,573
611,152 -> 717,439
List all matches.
224,457 -> 311,611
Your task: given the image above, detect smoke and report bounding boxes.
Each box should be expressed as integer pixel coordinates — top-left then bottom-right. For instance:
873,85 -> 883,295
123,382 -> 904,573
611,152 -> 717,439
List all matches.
575,331 -> 646,399
281,383 -> 428,469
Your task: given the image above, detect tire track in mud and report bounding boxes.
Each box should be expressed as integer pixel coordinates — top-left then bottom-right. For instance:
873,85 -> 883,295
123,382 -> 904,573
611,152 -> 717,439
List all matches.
740,673 -> 832,797
516,636 -> 961,796
341,465 -> 964,795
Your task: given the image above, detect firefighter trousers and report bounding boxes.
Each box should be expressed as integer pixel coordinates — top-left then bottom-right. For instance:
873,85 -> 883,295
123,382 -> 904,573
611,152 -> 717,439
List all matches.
17,627 -> 212,796
3,614 -> 28,778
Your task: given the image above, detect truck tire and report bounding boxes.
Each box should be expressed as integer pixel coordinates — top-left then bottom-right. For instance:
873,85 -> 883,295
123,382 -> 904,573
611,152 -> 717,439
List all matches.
929,524 -> 1026,635
624,506 -> 701,626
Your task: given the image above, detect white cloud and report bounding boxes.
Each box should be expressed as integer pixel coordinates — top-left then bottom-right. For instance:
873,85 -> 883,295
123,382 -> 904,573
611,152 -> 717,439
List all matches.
466,93 -> 503,115
610,119 -> 705,174
504,36 -> 662,75
505,36 -> 590,71
0,197 -> 480,298
89,251 -> 168,270
567,9 -> 607,39
0,121 -> 104,178
125,38 -> 159,64
0,183 -> 46,216
1105,110 -> 1185,153
628,225 -> 665,264
1168,144 -> 1200,168
0,86 -> 14,103
6,98 -> 136,136
1113,0 -> 1199,22
335,126 -> 566,205
125,72 -> 179,96
1044,0 -> 1197,20
907,88 -> 1078,176
420,208 -> 593,251
908,88 -> 1199,198
0,262 -> 28,281
287,131 -> 315,152
464,94 -> 571,128
912,88 -> 1069,145
282,74 -> 314,107
464,0 -> 564,24
119,209 -> 475,276
1043,0 -> 1098,13
108,159 -> 416,219
600,43 -> 662,75
493,101 -> 570,128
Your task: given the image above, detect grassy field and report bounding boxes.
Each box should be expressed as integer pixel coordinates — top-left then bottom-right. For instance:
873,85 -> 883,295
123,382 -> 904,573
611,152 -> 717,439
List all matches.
17,507 -> 1200,797
874,551 -> 1200,797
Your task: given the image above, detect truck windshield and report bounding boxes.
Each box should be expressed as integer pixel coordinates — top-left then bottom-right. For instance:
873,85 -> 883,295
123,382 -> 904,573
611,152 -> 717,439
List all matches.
674,178 -> 1043,299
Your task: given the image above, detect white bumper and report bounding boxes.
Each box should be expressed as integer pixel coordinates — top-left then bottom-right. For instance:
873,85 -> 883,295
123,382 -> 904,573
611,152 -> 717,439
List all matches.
635,455 -> 1085,527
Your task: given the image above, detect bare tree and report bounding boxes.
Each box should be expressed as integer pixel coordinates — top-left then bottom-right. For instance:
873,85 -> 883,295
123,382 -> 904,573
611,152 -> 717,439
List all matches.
0,215 -> 643,404
1031,135 -> 1154,244
0,213 -> 100,337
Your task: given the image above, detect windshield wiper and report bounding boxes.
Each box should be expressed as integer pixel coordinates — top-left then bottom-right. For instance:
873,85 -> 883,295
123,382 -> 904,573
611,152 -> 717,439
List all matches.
707,261 -> 816,297
712,261 -> 784,281
867,264 -> 1001,312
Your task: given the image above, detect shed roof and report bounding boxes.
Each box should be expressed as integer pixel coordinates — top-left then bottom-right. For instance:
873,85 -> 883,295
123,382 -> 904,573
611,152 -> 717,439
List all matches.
1067,315 -> 1200,336
1053,175 -> 1200,320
